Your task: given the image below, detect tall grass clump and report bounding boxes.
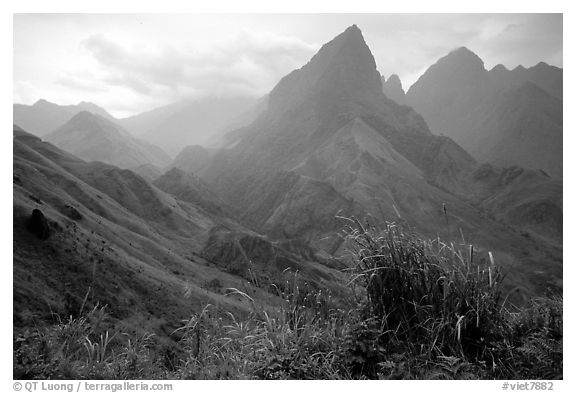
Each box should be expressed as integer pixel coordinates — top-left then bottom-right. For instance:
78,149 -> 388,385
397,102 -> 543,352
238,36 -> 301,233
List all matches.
174,271 -> 352,379
342,219 -> 509,370
13,305 -> 169,379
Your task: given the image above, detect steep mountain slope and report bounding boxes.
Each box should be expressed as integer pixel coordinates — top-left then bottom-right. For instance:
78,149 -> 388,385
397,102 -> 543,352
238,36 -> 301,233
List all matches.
470,164 -> 562,242
131,163 -> 163,182
118,96 -> 258,155
13,99 -> 115,137
200,26 -> 562,296
405,48 -> 563,178
46,111 -> 171,170
465,82 -> 562,176
14,125 -> 342,333
154,168 -> 234,217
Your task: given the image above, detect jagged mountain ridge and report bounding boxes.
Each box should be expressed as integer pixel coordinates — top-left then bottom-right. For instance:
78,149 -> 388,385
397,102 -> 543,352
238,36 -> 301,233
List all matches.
404,47 -> 563,178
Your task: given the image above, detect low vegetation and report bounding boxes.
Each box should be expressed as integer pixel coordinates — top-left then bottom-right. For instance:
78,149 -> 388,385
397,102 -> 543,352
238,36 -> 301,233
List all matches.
13,220 -> 562,379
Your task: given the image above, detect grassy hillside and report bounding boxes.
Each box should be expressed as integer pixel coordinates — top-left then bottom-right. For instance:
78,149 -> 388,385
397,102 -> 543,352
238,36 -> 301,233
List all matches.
14,221 -> 562,380
13,127 -> 342,343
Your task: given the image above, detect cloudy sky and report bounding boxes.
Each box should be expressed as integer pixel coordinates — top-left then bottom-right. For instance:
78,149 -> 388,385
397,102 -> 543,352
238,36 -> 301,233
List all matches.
13,14 -> 562,118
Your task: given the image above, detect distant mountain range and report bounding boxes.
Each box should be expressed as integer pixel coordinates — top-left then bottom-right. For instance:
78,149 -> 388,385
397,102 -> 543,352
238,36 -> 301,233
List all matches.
13,99 -> 116,136
385,47 -> 562,178
14,96 -> 261,157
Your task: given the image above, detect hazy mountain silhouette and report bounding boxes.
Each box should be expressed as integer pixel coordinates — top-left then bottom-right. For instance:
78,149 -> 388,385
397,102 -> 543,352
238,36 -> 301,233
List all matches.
170,145 -> 215,174
13,99 -> 116,136
199,26 -> 561,295
405,47 -> 563,178
118,96 -> 258,155
46,111 -> 171,170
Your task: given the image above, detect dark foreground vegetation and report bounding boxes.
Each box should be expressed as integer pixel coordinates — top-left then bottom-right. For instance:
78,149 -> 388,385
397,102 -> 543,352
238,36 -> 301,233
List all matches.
14,221 -> 562,380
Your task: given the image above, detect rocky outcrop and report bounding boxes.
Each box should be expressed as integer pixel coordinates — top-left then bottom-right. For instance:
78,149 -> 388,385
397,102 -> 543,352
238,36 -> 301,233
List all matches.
27,209 -> 50,239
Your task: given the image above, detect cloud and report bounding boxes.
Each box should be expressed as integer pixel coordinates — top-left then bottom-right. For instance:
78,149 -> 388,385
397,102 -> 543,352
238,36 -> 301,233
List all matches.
13,81 -> 43,104
80,31 -> 319,104
56,73 -> 109,93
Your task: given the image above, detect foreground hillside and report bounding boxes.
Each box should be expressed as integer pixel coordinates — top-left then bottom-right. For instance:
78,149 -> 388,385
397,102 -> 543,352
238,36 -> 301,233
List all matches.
14,222 -> 562,380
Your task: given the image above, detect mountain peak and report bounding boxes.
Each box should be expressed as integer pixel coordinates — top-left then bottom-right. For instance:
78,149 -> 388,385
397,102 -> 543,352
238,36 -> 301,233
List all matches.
33,99 -> 53,107
382,74 -> 406,104
532,61 -> 560,72
71,110 -> 98,121
490,64 -> 508,72
408,46 -> 486,96
269,24 -> 382,110
47,108 -> 170,169
441,46 -> 485,69
63,111 -> 122,136
451,46 -> 477,55
386,74 -> 403,88
342,24 -> 362,37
